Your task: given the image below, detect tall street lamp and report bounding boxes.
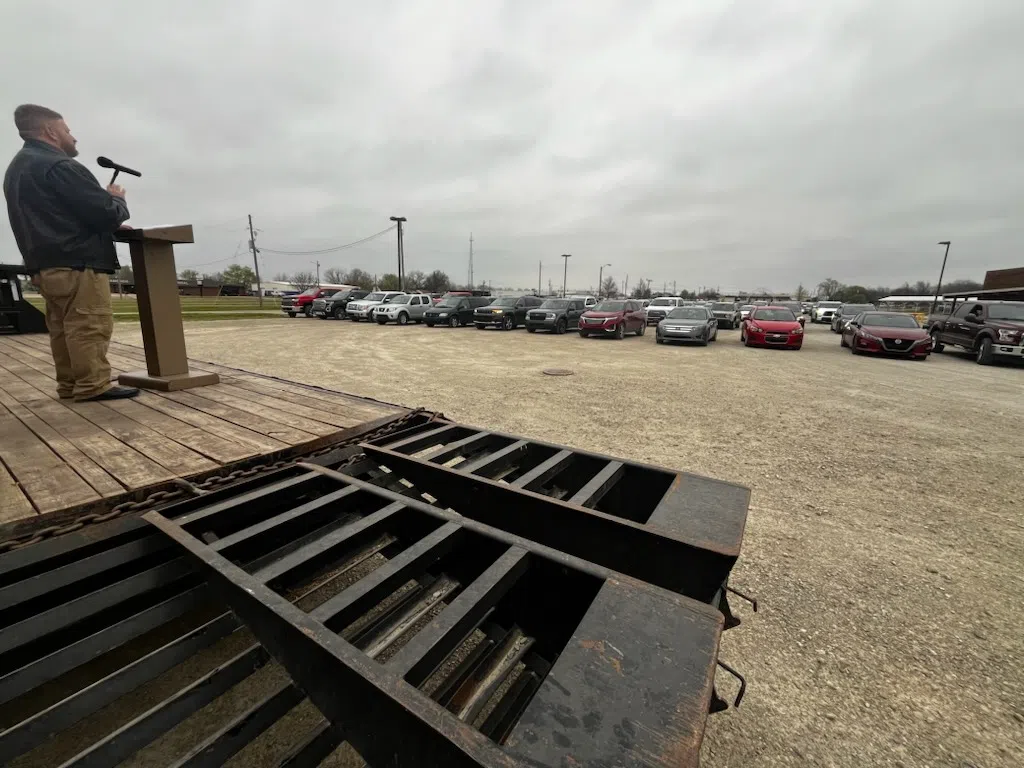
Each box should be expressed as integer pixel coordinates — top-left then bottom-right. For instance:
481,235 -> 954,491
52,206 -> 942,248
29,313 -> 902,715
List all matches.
389,216 -> 407,290
598,263 -> 612,298
561,254 -> 571,297
930,241 -> 951,316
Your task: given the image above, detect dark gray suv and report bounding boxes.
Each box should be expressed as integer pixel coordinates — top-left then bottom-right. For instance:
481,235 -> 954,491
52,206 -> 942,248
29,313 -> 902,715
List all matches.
524,298 -> 585,334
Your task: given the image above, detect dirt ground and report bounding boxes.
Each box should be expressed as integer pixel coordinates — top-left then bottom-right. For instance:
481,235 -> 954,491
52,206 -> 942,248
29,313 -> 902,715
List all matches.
109,317 -> 1024,768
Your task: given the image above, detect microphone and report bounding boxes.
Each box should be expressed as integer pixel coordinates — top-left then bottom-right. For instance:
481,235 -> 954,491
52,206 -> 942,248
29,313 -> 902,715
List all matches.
96,156 -> 142,185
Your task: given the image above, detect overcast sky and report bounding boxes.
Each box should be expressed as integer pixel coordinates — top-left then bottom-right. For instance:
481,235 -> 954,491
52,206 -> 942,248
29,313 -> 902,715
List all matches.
2,0 -> 1022,293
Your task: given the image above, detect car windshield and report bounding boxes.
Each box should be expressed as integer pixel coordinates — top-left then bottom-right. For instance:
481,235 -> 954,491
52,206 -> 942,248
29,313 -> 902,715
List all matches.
861,312 -> 920,328
649,298 -> 675,306
432,301 -> 459,309
382,294 -> 407,304
362,292 -> 385,301
489,297 -> 518,307
712,303 -> 735,311
779,303 -> 802,312
819,301 -> 842,307
989,303 -> 1024,321
539,299 -> 569,309
594,300 -> 627,312
842,305 -> 874,315
667,308 -> 708,320
299,288 -> 319,297
752,309 -> 796,322
329,291 -> 350,300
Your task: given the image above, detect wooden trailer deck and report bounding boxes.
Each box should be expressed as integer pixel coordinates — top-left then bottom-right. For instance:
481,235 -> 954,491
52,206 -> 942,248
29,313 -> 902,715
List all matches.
0,334 -> 405,527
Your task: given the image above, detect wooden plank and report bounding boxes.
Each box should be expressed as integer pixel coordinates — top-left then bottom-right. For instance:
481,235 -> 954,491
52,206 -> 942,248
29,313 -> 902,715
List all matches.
131,392 -> 290,454
213,381 -> 375,430
217,377 -> 391,426
0,377 -> 126,498
69,400 -> 217,476
225,372 -> 398,414
0,457 -> 35,524
180,385 -> 337,436
101,398 -> 258,464
0,364 -> 172,489
0,404 -> 100,514
159,390 -> 318,445
0,338 -> 250,467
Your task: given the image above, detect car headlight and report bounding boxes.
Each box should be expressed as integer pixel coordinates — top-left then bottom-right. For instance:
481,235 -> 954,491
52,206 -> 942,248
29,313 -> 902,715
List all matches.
859,331 -> 883,343
748,324 -> 763,333
493,309 -> 504,313
545,313 -> 556,319
997,329 -> 1019,342
792,327 -> 804,334
438,312 -> 448,317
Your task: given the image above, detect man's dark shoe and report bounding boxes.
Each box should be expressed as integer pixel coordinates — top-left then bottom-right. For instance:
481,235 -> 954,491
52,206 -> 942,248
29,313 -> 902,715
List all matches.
79,386 -> 140,402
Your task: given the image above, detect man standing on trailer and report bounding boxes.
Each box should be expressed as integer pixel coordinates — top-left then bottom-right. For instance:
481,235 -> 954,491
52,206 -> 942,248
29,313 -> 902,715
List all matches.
4,104 -> 138,401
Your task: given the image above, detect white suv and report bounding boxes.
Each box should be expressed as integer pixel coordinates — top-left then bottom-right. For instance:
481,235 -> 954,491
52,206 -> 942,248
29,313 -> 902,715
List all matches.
812,301 -> 843,324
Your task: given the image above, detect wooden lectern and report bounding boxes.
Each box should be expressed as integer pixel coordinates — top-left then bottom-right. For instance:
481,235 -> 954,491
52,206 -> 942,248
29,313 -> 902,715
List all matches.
114,225 -> 219,391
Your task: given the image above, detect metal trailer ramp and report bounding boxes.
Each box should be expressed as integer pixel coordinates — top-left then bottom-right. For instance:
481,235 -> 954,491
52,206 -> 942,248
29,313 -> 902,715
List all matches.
0,425 -> 752,767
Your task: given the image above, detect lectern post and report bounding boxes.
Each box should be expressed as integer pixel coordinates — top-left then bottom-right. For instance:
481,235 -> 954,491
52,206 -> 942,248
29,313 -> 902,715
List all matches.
114,225 -> 219,391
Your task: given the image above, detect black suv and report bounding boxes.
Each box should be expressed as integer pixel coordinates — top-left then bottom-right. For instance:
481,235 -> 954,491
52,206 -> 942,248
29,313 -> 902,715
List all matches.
423,296 -> 492,327
473,295 -> 544,330
314,289 -> 369,320
525,298 -> 585,334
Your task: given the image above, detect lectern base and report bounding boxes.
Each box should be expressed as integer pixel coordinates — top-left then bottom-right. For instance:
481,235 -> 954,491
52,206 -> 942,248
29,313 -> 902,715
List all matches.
117,370 -> 220,391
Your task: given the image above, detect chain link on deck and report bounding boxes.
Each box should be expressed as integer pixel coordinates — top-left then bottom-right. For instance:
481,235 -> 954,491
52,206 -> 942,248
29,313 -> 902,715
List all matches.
0,408 -> 433,554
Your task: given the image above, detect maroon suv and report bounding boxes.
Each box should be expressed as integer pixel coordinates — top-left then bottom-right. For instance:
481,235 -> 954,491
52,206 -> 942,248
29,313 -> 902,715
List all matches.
579,299 -> 647,339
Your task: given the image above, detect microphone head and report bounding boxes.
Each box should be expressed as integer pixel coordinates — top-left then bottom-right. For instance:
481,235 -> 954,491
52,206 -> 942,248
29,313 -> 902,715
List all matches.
96,156 -> 114,169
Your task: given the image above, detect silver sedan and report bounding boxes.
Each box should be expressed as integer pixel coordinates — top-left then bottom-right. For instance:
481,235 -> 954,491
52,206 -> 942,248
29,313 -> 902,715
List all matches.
655,306 -> 719,346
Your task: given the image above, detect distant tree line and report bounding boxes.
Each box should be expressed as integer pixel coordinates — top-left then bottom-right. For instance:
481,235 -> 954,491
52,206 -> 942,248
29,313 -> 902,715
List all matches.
811,277 -> 983,304
176,265 -> 455,293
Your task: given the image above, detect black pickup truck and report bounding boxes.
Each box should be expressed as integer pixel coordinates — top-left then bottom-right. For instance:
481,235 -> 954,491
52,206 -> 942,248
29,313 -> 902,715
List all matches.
927,300 -> 1024,364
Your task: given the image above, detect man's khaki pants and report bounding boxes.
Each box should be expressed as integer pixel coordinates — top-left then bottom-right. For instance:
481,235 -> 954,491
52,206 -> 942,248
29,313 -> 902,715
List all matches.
37,268 -> 114,401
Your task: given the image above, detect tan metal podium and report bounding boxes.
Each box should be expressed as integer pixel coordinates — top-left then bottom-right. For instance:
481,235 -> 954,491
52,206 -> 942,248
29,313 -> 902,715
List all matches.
114,225 -> 219,391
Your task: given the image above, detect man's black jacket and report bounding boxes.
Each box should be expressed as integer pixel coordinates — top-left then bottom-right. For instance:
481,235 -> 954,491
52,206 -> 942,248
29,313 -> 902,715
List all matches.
4,139 -> 130,274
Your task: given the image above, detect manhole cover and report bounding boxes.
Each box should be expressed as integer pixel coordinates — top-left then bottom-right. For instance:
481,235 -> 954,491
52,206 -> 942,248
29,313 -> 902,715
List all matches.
542,368 -> 575,376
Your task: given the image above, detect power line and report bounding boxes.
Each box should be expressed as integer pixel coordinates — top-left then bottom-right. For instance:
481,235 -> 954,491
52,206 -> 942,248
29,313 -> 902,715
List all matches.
259,225 -> 397,256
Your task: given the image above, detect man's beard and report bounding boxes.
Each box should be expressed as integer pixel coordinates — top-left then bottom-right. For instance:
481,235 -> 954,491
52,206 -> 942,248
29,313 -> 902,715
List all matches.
64,143 -> 79,158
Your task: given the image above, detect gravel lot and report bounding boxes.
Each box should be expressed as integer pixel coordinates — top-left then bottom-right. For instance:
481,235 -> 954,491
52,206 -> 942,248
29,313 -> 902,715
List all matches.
111,317 -> 1024,768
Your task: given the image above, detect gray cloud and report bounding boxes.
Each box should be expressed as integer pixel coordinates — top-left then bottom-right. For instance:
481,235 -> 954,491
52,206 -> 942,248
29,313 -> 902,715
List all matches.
2,0 -> 1023,293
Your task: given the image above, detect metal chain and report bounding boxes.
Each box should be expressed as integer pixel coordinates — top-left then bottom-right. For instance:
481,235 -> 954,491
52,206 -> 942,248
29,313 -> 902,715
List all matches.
0,408 -> 433,554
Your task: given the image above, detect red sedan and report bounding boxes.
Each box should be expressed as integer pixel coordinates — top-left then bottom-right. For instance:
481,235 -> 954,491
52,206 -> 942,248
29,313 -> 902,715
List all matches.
579,299 -> 647,339
741,306 -> 804,349
841,311 -> 931,359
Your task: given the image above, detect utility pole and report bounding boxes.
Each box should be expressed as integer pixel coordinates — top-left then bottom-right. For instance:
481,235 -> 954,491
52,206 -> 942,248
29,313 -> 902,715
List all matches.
548,278 -> 553,295
598,263 -> 611,298
560,254 -> 571,298
673,280 -> 677,296
248,214 -> 262,306
931,241 -> 952,316
624,273 -> 629,297
315,260 -> 321,286
390,216 -> 407,290
538,260 -> 542,296
468,233 -> 474,288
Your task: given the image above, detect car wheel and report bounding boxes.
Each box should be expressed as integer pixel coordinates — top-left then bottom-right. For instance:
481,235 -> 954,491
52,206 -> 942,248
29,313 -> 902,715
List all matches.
395,312 -> 408,325
303,305 -> 312,317
425,322 -> 435,327
635,322 -> 645,337
350,316 -> 359,322
840,335 -> 848,348
614,323 -> 625,340
656,336 -> 664,344
503,315 -> 515,331
287,312 -> 296,318
527,327 -> 537,333
449,316 -> 461,328
555,319 -> 567,335
975,337 -> 994,365
475,323 -> 485,330
930,330 -> 944,352
850,338 -> 860,354
334,308 -> 346,320
579,330 -> 589,338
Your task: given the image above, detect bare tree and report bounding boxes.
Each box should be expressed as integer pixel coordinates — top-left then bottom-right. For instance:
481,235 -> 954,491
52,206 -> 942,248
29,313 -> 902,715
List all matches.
795,283 -> 807,301
291,271 -> 317,291
816,278 -> 844,300
323,267 -> 347,284
422,270 -> 452,293
378,273 -> 401,290
601,276 -> 618,297
345,268 -> 374,290
405,270 -> 426,291
179,269 -> 199,285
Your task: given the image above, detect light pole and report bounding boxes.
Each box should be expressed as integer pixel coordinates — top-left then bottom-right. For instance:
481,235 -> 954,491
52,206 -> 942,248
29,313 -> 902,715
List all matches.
930,241 -> 951,316
598,263 -> 612,298
389,216 -> 407,290
561,254 -> 571,297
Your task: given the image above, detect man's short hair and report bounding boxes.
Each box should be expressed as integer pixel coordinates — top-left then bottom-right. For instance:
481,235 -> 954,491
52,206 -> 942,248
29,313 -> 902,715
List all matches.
14,104 -> 63,139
